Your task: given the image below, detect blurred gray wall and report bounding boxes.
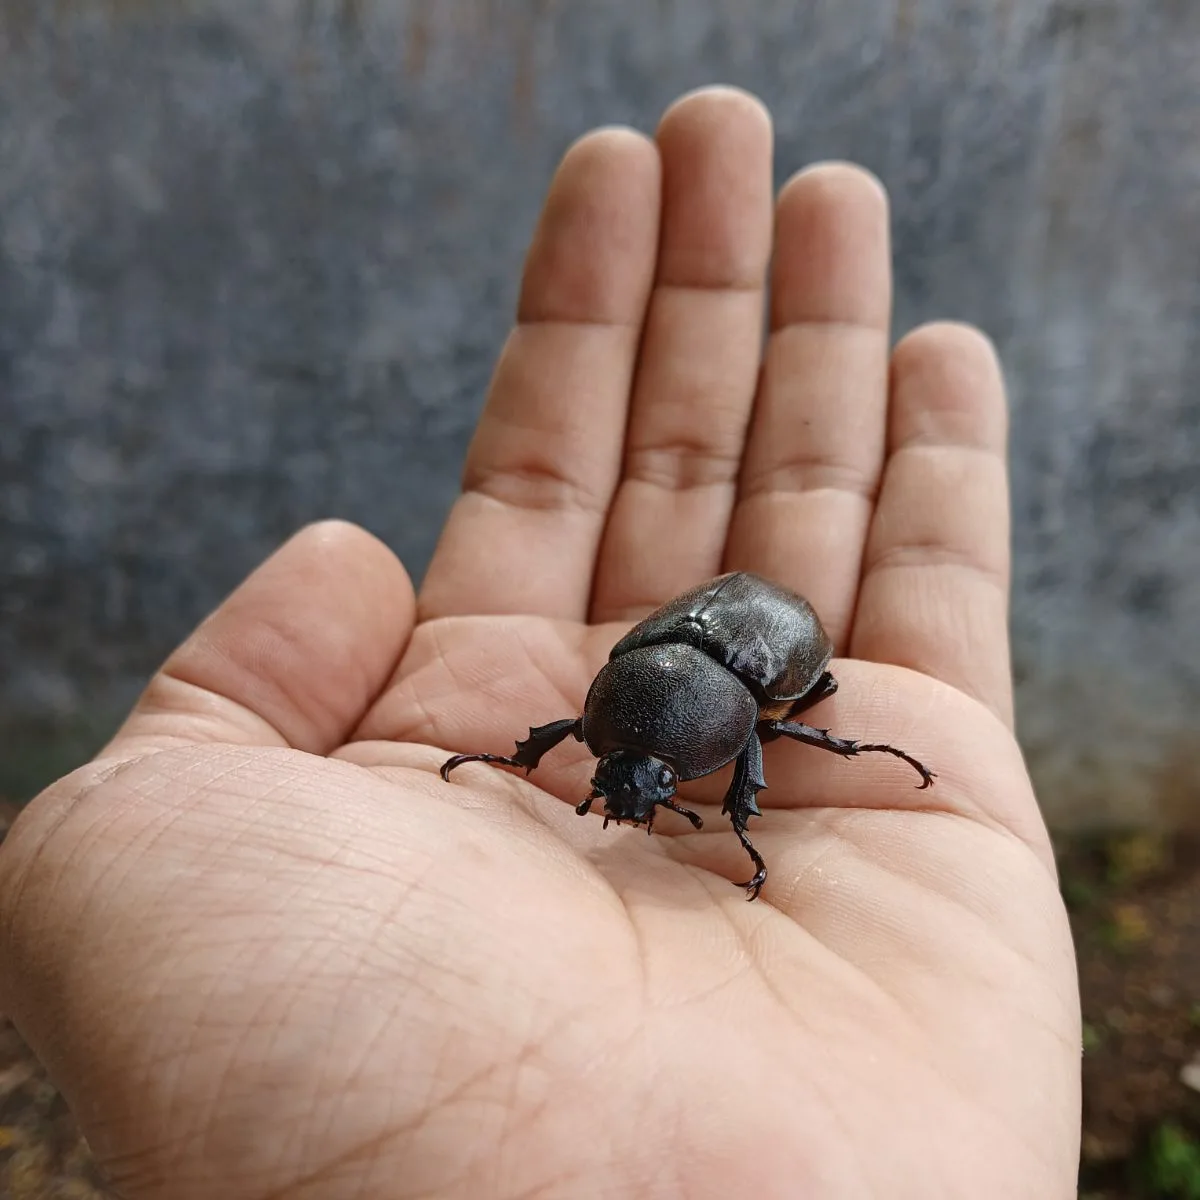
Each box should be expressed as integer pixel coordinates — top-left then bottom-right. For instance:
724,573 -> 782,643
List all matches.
3,0 -> 1198,828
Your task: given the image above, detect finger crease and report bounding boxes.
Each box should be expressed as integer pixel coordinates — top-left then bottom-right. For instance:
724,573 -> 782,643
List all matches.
462,461 -> 611,518
515,313 -> 644,333
739,456 -> 879,503
863,542 -> 1008,591
654,277 -> 765,298
771,314 -> 887,339
623,440 -> 745,492
154,664 -> 297,744
890,437 -> 1006,461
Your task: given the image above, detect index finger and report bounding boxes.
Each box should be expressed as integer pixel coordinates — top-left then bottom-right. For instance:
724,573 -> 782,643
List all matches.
418,128 -> 662,623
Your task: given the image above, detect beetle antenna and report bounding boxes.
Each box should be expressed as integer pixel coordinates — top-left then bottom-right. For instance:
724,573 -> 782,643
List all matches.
575,790 -> 600,817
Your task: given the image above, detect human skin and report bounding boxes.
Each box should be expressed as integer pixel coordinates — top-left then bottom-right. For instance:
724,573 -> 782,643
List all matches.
0,86 -> 1081,1199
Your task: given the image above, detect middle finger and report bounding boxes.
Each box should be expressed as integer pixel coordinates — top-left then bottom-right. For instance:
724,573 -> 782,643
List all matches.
588,86 -> 774,624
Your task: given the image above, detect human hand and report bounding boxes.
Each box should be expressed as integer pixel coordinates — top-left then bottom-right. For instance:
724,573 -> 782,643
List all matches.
0,87 -> 1080,1199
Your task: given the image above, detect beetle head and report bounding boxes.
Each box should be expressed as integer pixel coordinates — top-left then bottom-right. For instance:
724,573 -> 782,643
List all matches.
591,750 -> 678,825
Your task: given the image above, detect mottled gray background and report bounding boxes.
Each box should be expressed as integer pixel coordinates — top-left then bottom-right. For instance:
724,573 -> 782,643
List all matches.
2,0 -> 1198,827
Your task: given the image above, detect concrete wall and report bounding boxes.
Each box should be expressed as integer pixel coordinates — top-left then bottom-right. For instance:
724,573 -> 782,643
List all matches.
3,0 -> 1198,827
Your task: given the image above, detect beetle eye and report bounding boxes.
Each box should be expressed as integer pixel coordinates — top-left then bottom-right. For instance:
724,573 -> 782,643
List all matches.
659,765 -> 675,787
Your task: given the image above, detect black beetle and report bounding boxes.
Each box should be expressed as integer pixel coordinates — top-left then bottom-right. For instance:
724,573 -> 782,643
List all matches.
440,571 -> 934,900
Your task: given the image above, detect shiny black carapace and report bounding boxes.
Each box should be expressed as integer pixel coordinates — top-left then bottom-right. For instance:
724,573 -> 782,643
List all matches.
440,572 -> 934,900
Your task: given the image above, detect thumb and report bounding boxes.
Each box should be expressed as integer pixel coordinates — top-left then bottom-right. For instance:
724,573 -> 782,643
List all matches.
102,519 -> 416,760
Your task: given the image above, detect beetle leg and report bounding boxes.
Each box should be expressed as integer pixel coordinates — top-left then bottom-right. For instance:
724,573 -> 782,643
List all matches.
721,733 -> 769,900
658,799 -> 703,830
767,720 -> 935,789
722,732 -> 767,823
440,717 -> 583,781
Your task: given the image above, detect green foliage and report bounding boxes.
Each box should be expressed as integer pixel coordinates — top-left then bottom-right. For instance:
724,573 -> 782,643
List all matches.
1141,1122 -> 1200,1199
1062,875 -> 1101,912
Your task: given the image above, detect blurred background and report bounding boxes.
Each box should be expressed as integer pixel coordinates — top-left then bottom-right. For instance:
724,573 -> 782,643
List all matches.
1,0 -> 1198,1195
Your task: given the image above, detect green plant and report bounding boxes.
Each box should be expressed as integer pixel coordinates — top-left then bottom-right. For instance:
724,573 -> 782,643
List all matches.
1141,1122 -> 1200,1199
1062,875 -> 1101,912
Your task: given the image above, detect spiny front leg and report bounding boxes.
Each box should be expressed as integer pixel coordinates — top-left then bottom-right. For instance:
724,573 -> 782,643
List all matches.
768,719 -> 935,788
722,732 -> 769,900
440,717 -> 582,781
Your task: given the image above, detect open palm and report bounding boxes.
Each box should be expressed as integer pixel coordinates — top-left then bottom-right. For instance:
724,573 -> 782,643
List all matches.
0,88 -> 1080,1199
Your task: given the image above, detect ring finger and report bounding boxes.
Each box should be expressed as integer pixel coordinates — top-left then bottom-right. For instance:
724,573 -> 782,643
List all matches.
723,163 -> 893,652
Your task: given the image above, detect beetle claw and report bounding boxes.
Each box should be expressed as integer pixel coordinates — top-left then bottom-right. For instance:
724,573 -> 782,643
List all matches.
730,822 -> 768,902
734,866 -> 768,901
738,878 -> 766,901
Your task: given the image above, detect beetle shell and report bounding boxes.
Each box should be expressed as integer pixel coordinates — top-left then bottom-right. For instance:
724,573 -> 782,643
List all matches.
581,643 -> 759,780
607,572 -> 833,704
